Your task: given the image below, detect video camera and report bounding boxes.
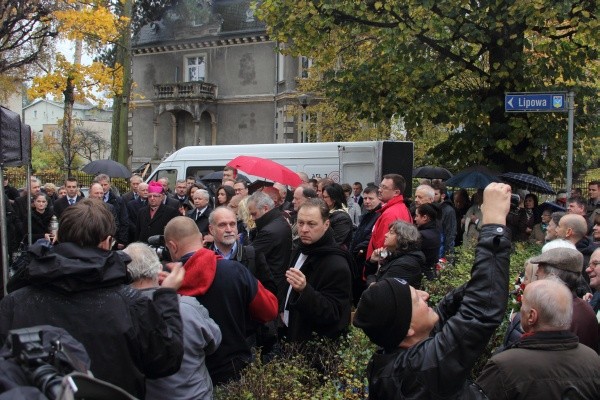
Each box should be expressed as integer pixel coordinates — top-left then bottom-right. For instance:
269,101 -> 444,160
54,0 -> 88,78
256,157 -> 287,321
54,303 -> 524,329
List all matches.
148,235 -> 171,262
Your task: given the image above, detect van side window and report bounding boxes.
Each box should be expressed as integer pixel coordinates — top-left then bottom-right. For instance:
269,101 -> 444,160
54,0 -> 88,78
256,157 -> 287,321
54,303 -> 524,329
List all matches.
186,166 -> 222,181
148,169 -> 178,188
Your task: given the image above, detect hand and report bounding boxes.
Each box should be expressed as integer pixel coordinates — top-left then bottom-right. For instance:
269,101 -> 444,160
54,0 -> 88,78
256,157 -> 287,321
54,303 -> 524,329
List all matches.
202,234 -> 214,246
44,233 -> 57,244
470,214 -> 478,223
481,183 -> 511,226
370,247 -> 387,263
583,292 -> 593,302
160,262 -> 185,290
286,268 -> 306,292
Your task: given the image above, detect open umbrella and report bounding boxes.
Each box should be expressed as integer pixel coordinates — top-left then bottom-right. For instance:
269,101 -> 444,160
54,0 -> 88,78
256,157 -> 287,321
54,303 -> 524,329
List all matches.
445,170 -> 499,189
413,166 -> 453,180
82,159 -> 131,178
227,155 -> 303,187
200,170 -> 251,183
500,172 -> 556,194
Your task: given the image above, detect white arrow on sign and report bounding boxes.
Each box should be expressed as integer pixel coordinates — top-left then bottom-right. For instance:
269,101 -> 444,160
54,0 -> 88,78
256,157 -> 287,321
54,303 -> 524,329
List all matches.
507,97 -> 514,108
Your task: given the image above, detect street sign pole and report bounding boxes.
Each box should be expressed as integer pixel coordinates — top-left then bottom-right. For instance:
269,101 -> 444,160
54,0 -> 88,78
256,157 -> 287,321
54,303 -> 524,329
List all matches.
505,91 -> 573,194
566,91 -> 574,196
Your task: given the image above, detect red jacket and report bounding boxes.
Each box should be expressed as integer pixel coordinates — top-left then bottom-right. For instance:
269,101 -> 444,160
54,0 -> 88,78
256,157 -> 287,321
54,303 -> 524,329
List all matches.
366,195 -> 412,259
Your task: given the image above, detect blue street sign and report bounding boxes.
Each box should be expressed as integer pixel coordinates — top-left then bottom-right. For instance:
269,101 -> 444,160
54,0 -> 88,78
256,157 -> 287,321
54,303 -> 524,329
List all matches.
505,92 -> 568,112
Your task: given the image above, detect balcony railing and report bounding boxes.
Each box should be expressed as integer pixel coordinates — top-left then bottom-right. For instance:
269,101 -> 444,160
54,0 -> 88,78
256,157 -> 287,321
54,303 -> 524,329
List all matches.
154,82 -> 217,100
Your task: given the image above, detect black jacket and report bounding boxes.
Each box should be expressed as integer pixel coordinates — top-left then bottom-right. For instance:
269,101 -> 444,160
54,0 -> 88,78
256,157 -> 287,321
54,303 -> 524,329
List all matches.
252,208 -> 292,294
366,250 -> 425,289
418,220 -> 441,280
53,195 -> 83,219
366,225 -> 511,399
329,209 -> 354,248
350,205 -> 381,256
136,203 -> 180,242
0,242 -> 184,398
186,206 -> 213,236
29,208 -> 54,243
105,191 -> 129,245
281,230 -> 352,342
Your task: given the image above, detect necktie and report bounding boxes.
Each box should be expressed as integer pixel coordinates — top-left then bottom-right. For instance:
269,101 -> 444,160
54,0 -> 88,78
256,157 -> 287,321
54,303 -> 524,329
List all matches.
134,193 -> 139,201
69,198 -> 74,205
196,210 -> 201,220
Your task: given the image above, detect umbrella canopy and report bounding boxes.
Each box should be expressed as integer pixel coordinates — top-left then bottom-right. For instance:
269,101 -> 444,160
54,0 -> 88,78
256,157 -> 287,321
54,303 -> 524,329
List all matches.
538,201 -> 566,212
500,172 -> 556,194
227,155 -> 303,187
413,166 -> 453,180
445,170 -> 499,189
82,159 -> 131,178
200,170 -> 251,183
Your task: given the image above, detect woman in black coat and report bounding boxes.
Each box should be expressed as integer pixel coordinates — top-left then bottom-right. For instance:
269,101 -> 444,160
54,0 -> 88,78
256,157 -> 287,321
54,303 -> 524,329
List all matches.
366,220 -> 425,288
29,193 -> 55,243
415,203 -> 442,280
322,183 -> 354,249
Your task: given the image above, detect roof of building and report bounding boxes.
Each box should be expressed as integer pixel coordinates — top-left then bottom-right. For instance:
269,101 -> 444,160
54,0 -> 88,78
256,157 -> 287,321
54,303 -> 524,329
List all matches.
134,0 -> 265,47
23,98 -> 111,113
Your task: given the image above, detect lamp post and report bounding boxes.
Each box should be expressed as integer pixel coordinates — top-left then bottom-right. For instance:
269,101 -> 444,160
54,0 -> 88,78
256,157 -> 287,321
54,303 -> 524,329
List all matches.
298,93 -> 312,143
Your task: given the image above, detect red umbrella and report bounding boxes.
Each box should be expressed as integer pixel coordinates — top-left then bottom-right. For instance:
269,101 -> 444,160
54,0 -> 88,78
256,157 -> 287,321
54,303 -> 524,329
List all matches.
227,155 -> 303,187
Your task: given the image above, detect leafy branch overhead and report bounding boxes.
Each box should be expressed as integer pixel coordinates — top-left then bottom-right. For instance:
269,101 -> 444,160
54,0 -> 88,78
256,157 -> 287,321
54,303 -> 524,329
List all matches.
258,0 -> 600,176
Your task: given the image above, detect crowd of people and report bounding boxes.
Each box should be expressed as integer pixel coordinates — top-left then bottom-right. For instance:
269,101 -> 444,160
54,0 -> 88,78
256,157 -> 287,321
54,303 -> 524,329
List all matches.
0,169 -> 599,399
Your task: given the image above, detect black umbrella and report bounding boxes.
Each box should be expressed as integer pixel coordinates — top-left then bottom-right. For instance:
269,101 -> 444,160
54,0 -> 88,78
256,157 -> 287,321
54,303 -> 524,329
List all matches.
413,166 -> 453,180
82,159 -> 131,178
200,170 -> 251,183
500,172 -> 556,194
445,170 -> 499,189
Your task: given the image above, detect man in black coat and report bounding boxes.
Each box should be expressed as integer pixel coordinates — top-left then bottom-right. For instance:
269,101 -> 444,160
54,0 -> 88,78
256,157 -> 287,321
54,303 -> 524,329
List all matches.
0,198 -> 185,398
352,183 -> 512,399
247,191 -> 293,296
53,177 -> 84,219
127,182 -> 148,242
94,174 -> 129,248
121,174 -> 143,204
280,198 -> 352,342
186,188 -> 213,237
136,182 -> 180,243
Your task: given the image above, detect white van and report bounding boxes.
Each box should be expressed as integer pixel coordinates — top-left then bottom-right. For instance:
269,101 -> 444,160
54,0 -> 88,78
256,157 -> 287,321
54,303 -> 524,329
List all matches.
147,140 -> 414,192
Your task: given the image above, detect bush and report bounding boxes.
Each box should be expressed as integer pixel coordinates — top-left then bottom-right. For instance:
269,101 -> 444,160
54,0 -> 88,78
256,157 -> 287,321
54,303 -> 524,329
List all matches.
216,242 -> 542,398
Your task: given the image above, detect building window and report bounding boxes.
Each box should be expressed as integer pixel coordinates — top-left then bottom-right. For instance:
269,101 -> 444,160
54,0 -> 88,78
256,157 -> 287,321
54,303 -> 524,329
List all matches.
186,55 -> 206,82
277,52 -> 285,82
300,56 -> 313,78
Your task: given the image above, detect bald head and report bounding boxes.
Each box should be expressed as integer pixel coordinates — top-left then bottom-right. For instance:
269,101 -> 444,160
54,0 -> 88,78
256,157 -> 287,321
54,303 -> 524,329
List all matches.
558,214 -> 588,242
164,216 -> 203,260
521,278 -> 572,332
89,183 -> 104,199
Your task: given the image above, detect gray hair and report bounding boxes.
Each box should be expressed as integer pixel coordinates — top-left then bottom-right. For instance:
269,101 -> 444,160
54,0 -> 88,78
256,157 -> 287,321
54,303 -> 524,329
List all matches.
550,211 -> 565,226
389,220 -> 421,253
208,206 -> 236,225
192,188 -> 209,200
415,185 -> 435,201
248,190 -> 275,210
525,277 -> 572,330
538,265 -> 579,291
93,174 -> 111,183
123,242 -> 162,282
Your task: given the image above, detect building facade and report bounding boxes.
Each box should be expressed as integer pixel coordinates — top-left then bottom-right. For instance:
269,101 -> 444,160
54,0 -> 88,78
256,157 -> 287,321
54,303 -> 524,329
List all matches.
130,0 -> 308,168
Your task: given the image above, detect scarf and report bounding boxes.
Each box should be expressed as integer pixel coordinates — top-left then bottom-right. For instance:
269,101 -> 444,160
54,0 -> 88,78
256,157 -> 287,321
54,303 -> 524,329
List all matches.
178,248 -> 221,297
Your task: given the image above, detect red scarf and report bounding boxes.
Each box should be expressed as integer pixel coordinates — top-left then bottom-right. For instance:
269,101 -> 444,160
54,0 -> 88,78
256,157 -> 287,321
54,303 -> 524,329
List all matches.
178,248 -> 220,297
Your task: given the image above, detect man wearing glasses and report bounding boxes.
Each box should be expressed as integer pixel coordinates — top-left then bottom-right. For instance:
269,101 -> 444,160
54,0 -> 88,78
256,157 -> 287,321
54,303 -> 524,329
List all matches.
136,181 -> 180,243
366,174 -> 413,259
585,248 -> 600,317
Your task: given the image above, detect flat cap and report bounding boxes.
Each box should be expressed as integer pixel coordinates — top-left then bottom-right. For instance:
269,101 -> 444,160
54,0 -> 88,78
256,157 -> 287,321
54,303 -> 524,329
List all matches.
530,247 -> 583,273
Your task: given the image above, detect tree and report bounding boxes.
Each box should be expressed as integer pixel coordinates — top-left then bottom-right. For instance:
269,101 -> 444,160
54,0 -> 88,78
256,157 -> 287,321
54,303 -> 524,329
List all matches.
258,0 -> 600,176
27,0 -> 125,177
75,126 -> 110,162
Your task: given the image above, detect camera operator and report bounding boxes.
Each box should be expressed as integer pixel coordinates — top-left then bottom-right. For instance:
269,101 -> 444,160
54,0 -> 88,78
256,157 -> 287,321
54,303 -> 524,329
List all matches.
0,198 -> 185,398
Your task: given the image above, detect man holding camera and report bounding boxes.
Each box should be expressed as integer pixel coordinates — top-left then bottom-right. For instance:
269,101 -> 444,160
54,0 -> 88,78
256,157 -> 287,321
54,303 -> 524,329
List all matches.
0,198 -> 185,398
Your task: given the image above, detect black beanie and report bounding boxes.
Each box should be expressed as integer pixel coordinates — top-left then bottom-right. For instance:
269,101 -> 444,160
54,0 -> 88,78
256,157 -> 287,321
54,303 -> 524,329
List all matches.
353,277 -> 412,350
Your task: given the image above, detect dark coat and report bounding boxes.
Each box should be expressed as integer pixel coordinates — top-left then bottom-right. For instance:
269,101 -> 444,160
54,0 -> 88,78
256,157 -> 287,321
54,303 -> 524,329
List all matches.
53,195 -> 83,219
365,225 -> 510,399
186,205 -> 213,236
418,220 -> 441,280
29,208 -> 53,242
328,209 -> 353,248
439,199 -> 457,256
252,208 -> 292,294
477,331 -> 600,399
281,231 -> 352,343
136,203 -> 180,242
105,191 -> 129,245
163,196 -> 180,210
366,250 -> 425,289
127,197 -> 147,240
350,204 -> 381,257
0,242 -> 184,398
121,190 -> 136,204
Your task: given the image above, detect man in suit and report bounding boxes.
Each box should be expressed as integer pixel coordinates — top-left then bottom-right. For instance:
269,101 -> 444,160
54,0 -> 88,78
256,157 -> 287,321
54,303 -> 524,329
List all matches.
94,174 -> 129,248
172,179 -> 191,214
121,174 -> 143,204
352,182 -> 364,208
53,177 -> 84,219
186,189 -> 213,238
127,182 -> 149,242
136,181 -> 179,243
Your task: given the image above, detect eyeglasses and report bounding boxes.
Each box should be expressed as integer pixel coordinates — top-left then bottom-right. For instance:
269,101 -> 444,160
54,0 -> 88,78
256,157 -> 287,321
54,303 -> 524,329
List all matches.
378,185 -> 396,191
589,261 -> 600,268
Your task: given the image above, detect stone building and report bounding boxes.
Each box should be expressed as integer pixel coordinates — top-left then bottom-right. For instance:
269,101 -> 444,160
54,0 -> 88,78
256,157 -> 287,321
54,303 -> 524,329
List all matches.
130,0 -> 309,168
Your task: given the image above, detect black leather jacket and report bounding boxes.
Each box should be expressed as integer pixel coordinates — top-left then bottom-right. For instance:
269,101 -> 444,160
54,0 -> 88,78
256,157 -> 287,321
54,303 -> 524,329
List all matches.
366,224 -> 510,399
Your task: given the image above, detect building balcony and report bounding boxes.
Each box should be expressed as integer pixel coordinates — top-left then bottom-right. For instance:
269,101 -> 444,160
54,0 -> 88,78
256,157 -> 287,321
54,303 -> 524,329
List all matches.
153,81 -> 217,101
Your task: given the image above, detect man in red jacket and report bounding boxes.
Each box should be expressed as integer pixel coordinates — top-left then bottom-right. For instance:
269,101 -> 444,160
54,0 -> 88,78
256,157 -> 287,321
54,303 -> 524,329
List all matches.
164,216 -> 278,385
366,174 -> 413,259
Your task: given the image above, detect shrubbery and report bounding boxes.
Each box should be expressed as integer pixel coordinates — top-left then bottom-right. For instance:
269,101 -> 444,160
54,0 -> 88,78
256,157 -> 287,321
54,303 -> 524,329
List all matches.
215,242 -> 542,399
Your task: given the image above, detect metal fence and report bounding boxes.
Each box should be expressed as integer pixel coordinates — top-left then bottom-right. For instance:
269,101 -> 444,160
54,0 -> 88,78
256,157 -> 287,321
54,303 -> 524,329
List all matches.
3,171 -> 129,194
